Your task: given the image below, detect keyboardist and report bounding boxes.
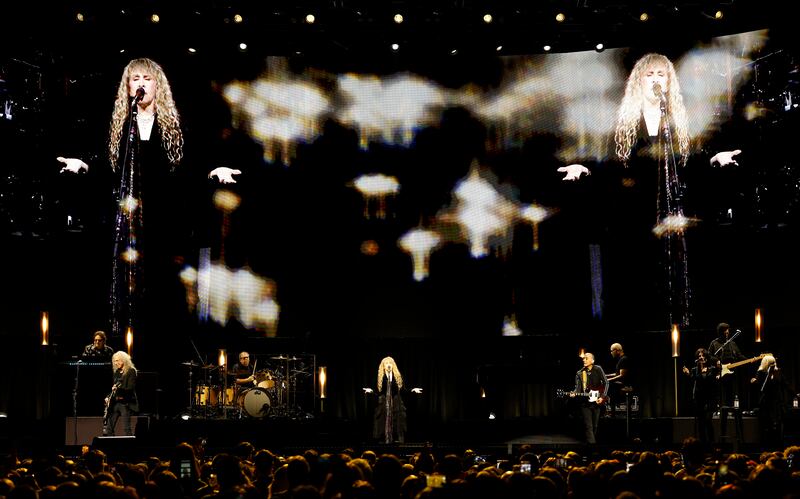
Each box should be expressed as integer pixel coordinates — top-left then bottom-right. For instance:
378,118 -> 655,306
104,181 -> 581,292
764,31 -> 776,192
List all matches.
81,331 -> 114,360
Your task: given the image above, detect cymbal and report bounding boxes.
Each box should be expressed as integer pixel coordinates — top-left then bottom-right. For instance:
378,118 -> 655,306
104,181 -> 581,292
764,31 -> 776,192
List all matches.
270,355 -> 290,360
181,361 -> 201,367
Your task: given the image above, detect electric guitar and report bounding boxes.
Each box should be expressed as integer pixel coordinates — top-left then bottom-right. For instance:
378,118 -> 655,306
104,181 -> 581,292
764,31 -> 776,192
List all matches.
103,383 -> 120,426
720,353 -> 770,378
556,388 -> 603,403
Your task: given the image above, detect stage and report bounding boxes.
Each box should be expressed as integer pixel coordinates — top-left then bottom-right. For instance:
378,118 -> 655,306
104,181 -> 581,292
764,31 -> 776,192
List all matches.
3,410 -> 796,465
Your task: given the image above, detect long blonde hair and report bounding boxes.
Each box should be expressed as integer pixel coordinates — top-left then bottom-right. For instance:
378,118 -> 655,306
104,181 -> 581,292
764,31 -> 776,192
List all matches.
614,53 -> 690,166
108,58 -> 184,170
377,356 -> 403,391
112,351 -> 136,375
758,355 -> 777,371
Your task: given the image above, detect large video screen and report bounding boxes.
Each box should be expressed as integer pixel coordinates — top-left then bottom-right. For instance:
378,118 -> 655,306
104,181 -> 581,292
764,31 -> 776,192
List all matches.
3,28 -> 798,341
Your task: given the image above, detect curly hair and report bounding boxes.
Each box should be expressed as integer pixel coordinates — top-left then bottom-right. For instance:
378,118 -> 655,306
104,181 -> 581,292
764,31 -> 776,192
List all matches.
377,356 -> 403,391
614,53 -> 690,166
108,58 -> 183,170
112,351 -> 136,374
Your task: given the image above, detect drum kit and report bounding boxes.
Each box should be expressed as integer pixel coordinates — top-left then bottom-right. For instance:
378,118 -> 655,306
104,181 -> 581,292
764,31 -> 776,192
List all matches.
181,354 -> 313,419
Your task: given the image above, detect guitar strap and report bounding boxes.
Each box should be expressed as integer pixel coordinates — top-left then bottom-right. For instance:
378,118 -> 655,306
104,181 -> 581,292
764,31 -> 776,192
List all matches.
581,369 -> 587,391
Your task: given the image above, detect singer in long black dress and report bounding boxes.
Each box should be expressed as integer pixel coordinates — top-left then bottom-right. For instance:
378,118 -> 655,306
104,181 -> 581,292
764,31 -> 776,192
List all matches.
556,53 -> 741,329
57,58 -> 242,343
373,356 -> 407,444
103,351 -> 138,436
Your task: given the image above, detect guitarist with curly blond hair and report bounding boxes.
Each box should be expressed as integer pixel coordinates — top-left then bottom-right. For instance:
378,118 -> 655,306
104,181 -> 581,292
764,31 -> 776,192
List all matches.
103,351 -> 138,436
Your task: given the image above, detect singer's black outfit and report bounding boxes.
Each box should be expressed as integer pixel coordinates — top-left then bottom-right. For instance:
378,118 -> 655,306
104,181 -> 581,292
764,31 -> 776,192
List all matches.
687,364 -> 718,442
103,367 -> 138,436
591,111 -> 693,331
754,367 -> 789,446
111,117 -> 200,341
573,365 -> 609,444
373,375 -> 407,443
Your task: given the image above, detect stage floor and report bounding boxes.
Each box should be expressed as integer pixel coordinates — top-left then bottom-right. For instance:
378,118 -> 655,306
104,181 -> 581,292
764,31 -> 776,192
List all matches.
2,412 -> 788,465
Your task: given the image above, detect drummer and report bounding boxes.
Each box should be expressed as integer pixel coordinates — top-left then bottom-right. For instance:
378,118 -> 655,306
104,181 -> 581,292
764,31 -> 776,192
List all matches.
231,351 -> 256,388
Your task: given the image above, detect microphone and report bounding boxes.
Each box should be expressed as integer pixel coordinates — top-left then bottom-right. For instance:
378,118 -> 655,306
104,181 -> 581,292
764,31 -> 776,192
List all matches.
132,86 -> 145,104
734,329 -> 742,334
653,82 -> 666,103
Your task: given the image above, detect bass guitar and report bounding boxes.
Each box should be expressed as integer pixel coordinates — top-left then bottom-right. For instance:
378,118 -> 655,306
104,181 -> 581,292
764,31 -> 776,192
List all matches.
556,388 -> 603,403
720,353 -> 769,378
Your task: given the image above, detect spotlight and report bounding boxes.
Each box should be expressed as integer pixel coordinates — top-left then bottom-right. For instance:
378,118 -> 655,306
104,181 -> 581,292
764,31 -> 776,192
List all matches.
495,45 -> 503,52
450,48 -> 458,55
543,44 -> 552,51
555,12 -> 565,22
393,13 -> 404,24
391,43 -> 399,51
639,12 -> 649,22
179,412 -> 191,421
150,13 -> 160,23
483,13 -> 493,24
188,47 -> 197,53
714,10 -> 724,19
488,412 -> 496,420
239,42 -> 248,51
75,12 -> 85,22
595,43 -> 604,52
233,14 -> 243,23
305,13 -> 315,24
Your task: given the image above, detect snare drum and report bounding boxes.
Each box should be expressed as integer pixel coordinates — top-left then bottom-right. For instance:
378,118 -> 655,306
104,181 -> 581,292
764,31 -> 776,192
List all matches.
237,388 -> 271,418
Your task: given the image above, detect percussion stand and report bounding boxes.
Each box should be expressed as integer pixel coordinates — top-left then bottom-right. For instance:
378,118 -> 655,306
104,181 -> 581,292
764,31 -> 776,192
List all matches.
187,366 -> 193,413
285,357 -> 291,412
222,365 -> 229,419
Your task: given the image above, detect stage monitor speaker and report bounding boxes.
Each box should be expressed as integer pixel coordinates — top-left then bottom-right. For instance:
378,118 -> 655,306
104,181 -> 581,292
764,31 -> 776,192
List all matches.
671,416 -> 759,444
64,416 -> 148,445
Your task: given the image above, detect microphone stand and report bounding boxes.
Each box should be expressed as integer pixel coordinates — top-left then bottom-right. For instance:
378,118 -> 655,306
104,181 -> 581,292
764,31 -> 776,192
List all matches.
72,360 -> 81,446
111,92 -> 144,337
713,330 -> 740,357
760,365 -> 773,392
656,87 -> 689,327
187,338 -> 207,415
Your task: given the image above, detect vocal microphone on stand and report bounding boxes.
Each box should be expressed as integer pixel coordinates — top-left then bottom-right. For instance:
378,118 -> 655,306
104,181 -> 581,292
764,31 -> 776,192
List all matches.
131,86 -> 145,105
653,82 -> 667,111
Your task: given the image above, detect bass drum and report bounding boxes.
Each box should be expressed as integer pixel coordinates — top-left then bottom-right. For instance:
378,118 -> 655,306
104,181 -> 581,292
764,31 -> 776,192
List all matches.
238,388 -> 271,418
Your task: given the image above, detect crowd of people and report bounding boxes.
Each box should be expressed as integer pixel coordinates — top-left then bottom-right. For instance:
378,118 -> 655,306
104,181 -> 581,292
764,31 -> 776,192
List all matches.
1,438 -> 799,498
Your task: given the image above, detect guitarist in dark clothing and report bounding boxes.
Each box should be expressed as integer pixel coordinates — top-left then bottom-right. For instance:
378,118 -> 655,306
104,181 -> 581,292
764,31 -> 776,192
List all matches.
708,322 -> 745,408
571,353 -> 609,444
103,351 -> 138,436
